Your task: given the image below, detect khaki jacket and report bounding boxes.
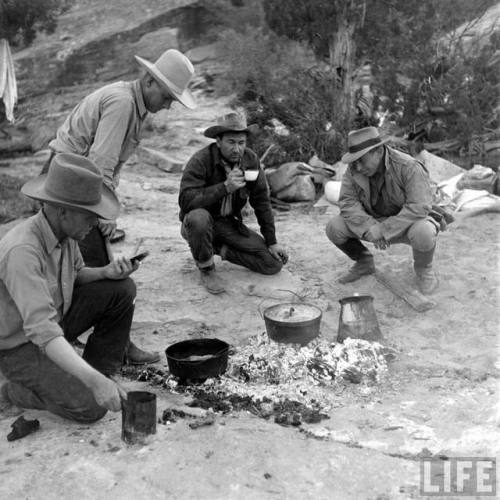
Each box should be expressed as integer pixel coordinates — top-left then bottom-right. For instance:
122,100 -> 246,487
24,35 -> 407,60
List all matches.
339,146 -> 434,240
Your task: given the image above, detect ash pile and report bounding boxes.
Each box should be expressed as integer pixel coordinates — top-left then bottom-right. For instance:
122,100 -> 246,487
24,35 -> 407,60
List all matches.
124,334 -> 396,427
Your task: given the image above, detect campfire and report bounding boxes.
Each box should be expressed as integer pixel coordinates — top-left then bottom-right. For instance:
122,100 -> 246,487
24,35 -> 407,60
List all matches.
122,334 -> 395,427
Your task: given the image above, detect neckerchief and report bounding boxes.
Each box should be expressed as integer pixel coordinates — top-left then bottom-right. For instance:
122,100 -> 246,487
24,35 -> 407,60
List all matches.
220,156 -> 240,217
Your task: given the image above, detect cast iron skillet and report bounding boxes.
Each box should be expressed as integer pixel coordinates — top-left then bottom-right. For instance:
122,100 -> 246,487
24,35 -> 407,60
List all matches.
165,338 -> 229,384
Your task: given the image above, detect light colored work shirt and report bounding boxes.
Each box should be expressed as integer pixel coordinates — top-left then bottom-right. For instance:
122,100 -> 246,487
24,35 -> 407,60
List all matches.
49,80 -> 148,188
0,211 -> 84,350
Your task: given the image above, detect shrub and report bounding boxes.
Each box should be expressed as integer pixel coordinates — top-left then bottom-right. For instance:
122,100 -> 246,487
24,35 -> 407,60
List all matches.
216,27 -> 346,165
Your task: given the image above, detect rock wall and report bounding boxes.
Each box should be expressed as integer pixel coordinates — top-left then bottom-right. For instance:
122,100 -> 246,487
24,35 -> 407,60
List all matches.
14,1 -> 222,97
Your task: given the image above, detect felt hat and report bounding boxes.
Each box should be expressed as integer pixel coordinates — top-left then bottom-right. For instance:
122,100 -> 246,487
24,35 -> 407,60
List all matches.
341,126 -> 389,164
204,112 -> 258,138
135,49 -> 196,109
21,153 -> 120,220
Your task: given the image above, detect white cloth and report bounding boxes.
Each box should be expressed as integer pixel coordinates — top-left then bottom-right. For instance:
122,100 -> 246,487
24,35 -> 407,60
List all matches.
0,39 -> 18,122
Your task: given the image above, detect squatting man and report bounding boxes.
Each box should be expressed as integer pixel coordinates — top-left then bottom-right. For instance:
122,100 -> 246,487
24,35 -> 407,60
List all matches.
0,153 -> 149,422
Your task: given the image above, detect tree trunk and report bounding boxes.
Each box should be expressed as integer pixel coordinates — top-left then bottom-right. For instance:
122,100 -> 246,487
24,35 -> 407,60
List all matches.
329,19 -> 356,127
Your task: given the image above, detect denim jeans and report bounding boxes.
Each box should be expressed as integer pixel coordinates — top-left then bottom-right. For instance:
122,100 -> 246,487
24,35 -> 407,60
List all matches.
181,208 -> 282,275
0,278 -> 135,422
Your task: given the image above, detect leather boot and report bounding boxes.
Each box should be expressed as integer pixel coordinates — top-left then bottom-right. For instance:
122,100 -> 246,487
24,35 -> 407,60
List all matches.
336,239 -> 375,284
200,266 -> 225,294
125,341 -> 160,365
413,247 -> 438,295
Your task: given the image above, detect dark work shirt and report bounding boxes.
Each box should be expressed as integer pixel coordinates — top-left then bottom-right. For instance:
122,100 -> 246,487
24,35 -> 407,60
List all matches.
178,143 -> 277,246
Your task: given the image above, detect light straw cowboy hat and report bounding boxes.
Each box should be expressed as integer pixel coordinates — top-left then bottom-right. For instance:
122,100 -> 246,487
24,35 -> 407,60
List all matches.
21,153 -> 120,220
341,126 -> 390,164
204,112 -> 258,138
135,49 -> 196,109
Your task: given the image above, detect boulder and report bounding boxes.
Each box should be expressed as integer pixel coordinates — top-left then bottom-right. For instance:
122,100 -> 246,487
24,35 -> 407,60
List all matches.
135,145 -> 185,173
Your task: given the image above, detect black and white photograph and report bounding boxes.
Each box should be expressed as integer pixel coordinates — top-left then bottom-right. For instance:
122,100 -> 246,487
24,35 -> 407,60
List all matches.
0,1 -> 499,498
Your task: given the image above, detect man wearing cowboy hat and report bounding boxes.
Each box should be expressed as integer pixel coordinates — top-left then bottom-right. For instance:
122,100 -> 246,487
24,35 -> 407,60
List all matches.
0,153 -> 149,421
179,112 -> 288,294
325,126 -> 439,294
40,48 -> 196,363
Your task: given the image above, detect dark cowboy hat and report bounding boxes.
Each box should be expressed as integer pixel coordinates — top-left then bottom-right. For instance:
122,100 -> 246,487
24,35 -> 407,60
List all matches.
135,49 -> 196,109
21,153 -> 120,220
341,126 -> 390,164
204,112 -> 258,139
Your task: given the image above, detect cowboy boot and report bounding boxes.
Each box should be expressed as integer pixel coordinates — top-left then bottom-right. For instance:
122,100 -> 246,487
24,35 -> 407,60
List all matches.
336,239 -> 375,284
413,247 -> 438,295
200,265 -> 225,295
125,341 -> 160,365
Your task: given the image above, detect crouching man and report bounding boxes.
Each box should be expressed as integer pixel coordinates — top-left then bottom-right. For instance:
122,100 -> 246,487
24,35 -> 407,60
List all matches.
178,112 -> 288,294
0,153 -> 150,422
326,126 -> 440,294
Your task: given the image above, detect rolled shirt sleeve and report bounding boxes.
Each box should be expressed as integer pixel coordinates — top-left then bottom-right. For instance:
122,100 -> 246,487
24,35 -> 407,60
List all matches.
2,245 -> 64,349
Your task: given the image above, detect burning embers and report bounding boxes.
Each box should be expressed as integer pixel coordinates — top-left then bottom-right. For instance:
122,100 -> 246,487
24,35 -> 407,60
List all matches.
122,334 -> 395,427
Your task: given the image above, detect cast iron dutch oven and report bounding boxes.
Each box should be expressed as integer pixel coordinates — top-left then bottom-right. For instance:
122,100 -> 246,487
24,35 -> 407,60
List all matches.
263,303 -> 322,346
165,338 -> 229,383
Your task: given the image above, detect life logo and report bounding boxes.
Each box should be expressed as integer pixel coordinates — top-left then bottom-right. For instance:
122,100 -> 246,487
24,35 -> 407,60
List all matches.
420,457 -> 496,496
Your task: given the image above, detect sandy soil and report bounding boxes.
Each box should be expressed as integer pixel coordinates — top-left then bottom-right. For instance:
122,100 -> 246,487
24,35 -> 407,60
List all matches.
0,88 -> 499,500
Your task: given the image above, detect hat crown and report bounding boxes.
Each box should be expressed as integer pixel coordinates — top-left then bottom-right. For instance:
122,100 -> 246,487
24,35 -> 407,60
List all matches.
153,49 -> 194,94
216,112 -> 248,130
45,153 -> 103,206
347,126 -> 381,149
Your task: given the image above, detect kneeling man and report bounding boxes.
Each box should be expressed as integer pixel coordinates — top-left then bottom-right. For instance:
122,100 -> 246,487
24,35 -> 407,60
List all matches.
179,112 -> 288,294
0,153 -> 152,422
326,126 -> 439,294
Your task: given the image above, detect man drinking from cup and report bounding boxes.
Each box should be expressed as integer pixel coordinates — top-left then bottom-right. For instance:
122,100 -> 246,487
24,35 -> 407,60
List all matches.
178,112 -> 288,294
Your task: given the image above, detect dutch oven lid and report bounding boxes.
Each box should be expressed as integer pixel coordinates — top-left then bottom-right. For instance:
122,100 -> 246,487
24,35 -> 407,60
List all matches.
264,303 -> 322,323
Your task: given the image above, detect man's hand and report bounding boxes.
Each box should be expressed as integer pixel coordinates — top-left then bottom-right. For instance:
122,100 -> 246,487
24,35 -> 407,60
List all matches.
103,256 -> 139,280
89,373 -> 127,412
268,244 -> 289,264
224,168 -> 246,193
98,219 -> 117,238
365,225 -> 389,250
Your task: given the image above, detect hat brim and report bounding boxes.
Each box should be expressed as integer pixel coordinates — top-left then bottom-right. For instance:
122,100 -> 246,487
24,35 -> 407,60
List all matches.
341,136 -> 390,164
135,56 -> 196,110
204,123 -> 259,139
21,176 -> 120,220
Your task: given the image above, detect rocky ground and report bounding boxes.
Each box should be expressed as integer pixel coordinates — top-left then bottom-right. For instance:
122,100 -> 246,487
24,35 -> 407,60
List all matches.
0,1 -> 499,499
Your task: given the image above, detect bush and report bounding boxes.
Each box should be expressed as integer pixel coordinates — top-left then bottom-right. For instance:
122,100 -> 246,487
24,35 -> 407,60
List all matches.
0,0 -> 71,47
216,27 -> 347,165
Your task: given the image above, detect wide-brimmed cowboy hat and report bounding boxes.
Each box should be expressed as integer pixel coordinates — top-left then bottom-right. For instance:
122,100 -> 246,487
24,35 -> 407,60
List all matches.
135,49 -> 196,109
21,153 -> 120,220
204,112 -> 258,139
341,126 -> 390,164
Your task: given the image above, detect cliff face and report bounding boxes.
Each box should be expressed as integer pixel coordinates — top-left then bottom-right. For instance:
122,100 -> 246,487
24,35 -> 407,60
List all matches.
13,0 -> 220,97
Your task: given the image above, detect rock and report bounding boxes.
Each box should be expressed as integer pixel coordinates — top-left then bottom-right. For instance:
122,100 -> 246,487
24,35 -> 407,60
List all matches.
185,43 -> 220,64
136,145 -> 185,173
132,27 -> 179,60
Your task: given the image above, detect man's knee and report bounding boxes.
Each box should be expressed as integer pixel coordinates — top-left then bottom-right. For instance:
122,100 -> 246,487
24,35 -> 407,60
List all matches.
261,256 -> 283,275
325,216 -> 349,245
117,277 -> 136,301
69,404 -> 107,423
183,208 -> 212,232
60,397 -> 107,423
408,220 -> 437,252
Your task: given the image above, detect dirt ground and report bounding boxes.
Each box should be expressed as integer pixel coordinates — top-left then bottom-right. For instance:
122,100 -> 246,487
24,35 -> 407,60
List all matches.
0,87 -> 498,500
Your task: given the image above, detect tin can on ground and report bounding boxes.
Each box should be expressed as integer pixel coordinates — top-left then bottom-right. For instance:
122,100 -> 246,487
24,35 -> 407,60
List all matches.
121,391 -> 156,444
